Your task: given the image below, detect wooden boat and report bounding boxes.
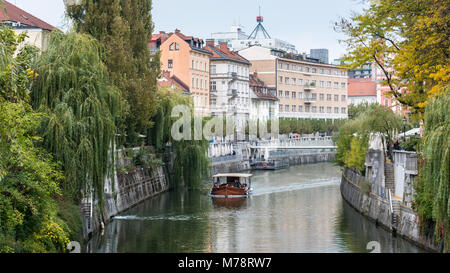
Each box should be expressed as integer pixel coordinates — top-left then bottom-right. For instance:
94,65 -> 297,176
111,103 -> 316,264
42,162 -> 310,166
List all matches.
210,173 -> 253,198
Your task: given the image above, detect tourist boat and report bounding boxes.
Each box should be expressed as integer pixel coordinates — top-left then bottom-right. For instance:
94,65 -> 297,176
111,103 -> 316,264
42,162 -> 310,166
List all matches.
210,173 -> 253,198
254,159 -> 290,170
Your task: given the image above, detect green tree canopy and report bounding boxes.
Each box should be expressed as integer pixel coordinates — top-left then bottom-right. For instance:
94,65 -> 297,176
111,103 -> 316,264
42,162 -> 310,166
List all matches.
67,0 -> 161,146
336,0 -> 450,117
31,31 -> 121,202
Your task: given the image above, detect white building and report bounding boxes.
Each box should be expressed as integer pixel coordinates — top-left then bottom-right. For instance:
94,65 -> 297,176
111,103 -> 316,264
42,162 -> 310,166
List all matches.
211,16 -> 297,54
204,41 -> 252,132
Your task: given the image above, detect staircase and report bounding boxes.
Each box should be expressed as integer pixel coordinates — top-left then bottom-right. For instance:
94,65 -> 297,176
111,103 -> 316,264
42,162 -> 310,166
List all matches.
385,162 -> 400,230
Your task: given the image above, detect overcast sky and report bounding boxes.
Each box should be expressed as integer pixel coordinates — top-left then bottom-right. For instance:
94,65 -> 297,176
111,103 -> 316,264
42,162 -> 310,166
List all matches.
9,0 -> 367,61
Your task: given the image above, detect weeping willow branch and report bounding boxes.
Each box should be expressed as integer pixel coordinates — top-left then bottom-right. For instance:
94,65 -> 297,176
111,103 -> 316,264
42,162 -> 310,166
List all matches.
31,32 -> 122,203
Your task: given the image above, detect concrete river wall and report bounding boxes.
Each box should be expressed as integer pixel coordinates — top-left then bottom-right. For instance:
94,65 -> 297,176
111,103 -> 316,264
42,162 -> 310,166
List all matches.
341,166 -> 440,252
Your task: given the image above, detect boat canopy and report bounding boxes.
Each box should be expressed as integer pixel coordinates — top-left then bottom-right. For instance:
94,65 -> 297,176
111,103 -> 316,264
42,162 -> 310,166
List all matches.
213,173 -> 253,178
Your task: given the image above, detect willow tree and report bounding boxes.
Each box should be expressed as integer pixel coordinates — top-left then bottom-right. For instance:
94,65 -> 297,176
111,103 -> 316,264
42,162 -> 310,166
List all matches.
67,0 -> 160,146
415,89 -> 450,251
31,32 -> 121,202
335,0 -> 450,117
149,88 -> 210,189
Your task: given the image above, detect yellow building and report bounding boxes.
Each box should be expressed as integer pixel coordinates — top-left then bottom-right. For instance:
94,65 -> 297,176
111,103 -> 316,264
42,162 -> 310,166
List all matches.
239,46 -> 349,120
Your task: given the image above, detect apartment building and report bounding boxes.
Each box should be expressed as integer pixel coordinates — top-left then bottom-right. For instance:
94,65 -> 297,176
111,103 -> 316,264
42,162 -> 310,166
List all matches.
204,40 -> 251,130
238,46 -> 349,120
249,72 -> 279,122
150,29 -> 213,116
348,78 -> 377,105
0,1 -> 55,50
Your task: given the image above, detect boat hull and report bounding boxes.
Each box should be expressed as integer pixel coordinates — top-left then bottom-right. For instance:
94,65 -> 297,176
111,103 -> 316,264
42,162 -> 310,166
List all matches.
211,185 -> 249,198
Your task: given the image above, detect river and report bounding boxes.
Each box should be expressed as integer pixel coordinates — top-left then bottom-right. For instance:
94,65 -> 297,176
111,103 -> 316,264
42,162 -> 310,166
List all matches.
86,162 -> 425,253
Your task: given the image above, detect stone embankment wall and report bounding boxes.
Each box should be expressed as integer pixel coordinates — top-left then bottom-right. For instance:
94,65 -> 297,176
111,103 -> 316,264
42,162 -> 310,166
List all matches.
82,150 -> 170,240
341,167 -> 439,252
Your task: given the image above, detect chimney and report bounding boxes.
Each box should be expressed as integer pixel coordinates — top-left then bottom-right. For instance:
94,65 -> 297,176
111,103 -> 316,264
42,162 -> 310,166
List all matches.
206,39 -> 215,47
175,29 -> 180,34
219,42 -> 229,52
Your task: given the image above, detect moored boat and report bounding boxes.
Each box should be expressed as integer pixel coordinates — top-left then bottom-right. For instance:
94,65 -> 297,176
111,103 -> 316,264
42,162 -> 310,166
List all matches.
210,173 -> 253,198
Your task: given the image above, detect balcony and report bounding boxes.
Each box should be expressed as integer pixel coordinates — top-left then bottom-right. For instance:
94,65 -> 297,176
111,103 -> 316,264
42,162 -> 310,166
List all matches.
227,89 -> 238,97
304,84 -> 316,91
304,97 -> 316,104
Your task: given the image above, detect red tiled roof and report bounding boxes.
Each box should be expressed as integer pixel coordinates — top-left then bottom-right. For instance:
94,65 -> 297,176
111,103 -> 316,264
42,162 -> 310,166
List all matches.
204,42 -> 250,65
250,73 -> 278,101
0,1 -> 55,31
157,71 -> 190,93
348,78 -> 377,97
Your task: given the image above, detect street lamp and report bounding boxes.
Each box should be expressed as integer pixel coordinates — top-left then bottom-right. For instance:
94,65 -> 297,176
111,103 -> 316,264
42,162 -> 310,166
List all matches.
402,116 -> 407,143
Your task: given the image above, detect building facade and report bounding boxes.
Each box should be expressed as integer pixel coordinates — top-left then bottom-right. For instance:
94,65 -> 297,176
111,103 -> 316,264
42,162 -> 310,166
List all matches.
204,41 -> 251,130
249,72 -> 279,122
348,78 -> 377,105
0,1 -> 55,50
238,46 -> 349,121
151,29 -> 213,116
310,49 -> 329,64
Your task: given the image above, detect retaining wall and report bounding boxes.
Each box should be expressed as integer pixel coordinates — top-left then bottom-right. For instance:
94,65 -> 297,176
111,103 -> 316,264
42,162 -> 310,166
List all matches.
341,167 -> 440,252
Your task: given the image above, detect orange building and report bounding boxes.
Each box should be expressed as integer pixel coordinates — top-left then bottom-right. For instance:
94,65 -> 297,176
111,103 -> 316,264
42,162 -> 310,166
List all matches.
151,30 -> 213,116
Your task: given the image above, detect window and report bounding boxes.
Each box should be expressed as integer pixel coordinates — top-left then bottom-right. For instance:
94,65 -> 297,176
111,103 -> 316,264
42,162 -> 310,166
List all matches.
327,69 -> 331,75
298,92 -> 303,99
320,81 -> 324,88
334,82 -> 339,88
342,95 -> 346,102
334,95 -> 339,101
210,65 -> 216,74
292,92 -> 296,99
279,90 -> 283,97
292,65 -> 296,70
305,80 -> 310,86
298,105 -> 303,112
327,107 -> 332,113
292,78 -> 296,85
341,71 -> 346,76
279,62 -> 283,69
327,81 -> 331,88
285,105 -> 290,112
305,67 -> 310,73
320,94 -> 324,101
292,105 -> 296,112
168,59 -> 173,68
327,94 -> 332,101
341,107 -> 347,114
298,79 -> 303,86
169,43 -> 175,51
320,106 -> 324,113
305,106 -> 310,112
285,91 -> 290,98
341,82 -> 347,89
285,64 -> 290,70
196,78 -> 198,89
312,106 -> 317,113
319,68 -> 324,74
312,93 -> 317,100
279,104 -> 283,112
279,76 -> 283,83
285,77 -> 290,84
192,60 -> 194,69
334,70 -> 339,75
211,81 -> 216,91
312,68 -> 317,73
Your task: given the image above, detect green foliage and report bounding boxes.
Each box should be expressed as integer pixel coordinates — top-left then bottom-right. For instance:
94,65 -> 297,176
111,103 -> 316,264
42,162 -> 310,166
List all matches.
335,104 -> 402,172
415,89 -> 450,251
31,32 -> 121,203
278,118 -> 346,135
0,28 -> 69,252
336,0 -> 450,117
67,0 -> 161,146
148,88 -> 210,189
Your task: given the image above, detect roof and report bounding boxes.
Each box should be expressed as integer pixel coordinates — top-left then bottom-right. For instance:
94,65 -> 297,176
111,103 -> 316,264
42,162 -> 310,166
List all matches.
204,43 -> 250,65
348,78 -> 377,97
0,1 -> 55,31
157,71 -> 190,94
249,73 -> 279,101
213,173 -> 253,178
152,29 -> 212,55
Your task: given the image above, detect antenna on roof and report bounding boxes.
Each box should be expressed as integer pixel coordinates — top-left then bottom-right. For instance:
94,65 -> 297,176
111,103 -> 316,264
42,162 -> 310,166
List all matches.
248,3 -> 271,39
